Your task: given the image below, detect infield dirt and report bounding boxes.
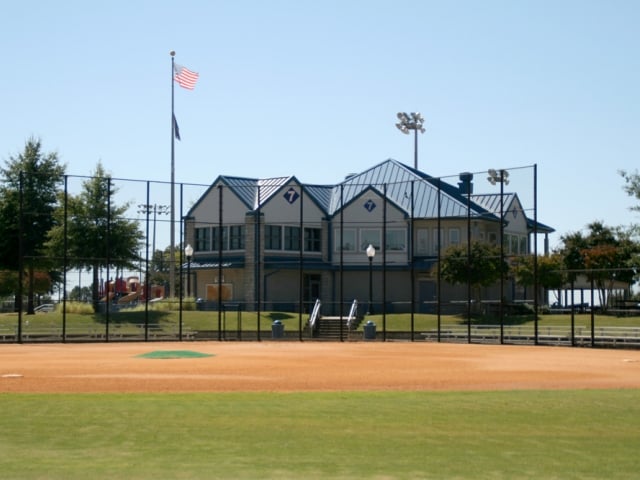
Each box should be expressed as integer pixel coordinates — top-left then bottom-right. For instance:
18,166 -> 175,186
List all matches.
1,342 -> 639,393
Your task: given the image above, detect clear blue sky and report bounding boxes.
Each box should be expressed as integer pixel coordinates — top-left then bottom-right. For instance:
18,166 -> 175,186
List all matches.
3,0 -> 639,251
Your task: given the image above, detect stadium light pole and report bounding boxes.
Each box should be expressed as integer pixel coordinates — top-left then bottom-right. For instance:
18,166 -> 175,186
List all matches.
366,244 -> 376,315
396,112 -> 426,170
137,204 -> 170,258
487,168 -> 509,344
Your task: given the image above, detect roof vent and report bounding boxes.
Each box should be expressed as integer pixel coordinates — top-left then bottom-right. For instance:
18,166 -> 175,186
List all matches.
458,172 -> 474,195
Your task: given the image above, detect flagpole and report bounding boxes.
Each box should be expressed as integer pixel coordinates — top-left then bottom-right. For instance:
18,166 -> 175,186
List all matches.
169,50 -> 176,300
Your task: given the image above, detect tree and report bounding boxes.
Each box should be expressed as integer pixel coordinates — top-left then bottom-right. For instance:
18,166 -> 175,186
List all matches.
558,222 -> 639,310
439,242 -> 508,307
512,253 -> 566,305
47,163 -> 144,311
620,169 -> 640,212
0,138 -> 65,313
68,285 -> 92,302
148,246 -> 171,288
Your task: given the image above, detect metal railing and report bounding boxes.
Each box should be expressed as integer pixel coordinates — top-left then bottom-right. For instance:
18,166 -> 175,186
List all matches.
308,298 -> 321,331
346,299 -> 359,329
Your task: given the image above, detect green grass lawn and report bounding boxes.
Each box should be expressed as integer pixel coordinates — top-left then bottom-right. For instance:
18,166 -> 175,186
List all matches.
2,309 -> 640,337
1,390 -> 639,479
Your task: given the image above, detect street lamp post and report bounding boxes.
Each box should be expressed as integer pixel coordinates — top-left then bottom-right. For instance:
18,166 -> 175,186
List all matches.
395,112 -> 426,170
487,168 -> 509,344
366,244 -> 376,315
184,243 -> 193,298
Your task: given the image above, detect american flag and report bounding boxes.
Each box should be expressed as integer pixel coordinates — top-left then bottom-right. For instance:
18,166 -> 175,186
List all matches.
174,64 -> 199,90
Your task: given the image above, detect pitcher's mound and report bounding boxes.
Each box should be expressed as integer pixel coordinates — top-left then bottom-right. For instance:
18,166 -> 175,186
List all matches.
136,350 -> 214,359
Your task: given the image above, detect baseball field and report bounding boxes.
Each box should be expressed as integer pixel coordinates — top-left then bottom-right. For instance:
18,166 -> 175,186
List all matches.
1,342 -> 639,479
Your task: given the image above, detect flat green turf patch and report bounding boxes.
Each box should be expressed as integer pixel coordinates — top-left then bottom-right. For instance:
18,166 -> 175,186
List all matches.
1,390 -> 639,479
136,350 -> 214,359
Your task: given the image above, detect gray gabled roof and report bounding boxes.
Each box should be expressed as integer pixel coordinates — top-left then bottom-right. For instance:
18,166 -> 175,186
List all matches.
221,175 -> 292,210
471,192 -> 516,215
187,159 -> 553,233
202,175 -> 333,215
328,159 -> 493,219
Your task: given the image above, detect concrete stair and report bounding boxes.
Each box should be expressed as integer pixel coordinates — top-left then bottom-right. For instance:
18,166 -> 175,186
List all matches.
314,316 -> 361,340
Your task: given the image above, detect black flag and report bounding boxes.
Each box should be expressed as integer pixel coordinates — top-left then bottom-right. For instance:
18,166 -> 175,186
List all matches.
172,114 -> 181,141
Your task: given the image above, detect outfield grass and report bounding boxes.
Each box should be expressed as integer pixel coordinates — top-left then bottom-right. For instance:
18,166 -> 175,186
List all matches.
1,390 -> 639,479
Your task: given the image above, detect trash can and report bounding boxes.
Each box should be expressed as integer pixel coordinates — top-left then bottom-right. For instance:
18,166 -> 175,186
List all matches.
363,320 -> 376,340
271,320 -> 285,339
196,298 -> 205,311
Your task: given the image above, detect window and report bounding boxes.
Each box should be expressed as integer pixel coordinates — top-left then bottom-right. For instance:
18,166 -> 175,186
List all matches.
212,226 -> 228,251
520,236 -> 528,255
304,228 -> 321,252
386,229 -> 406,251
229,225 -> 245,250
449,228 -> 460,246
510,235 -> 519,255
335,228 -> 356,251
195,227 -> 211,252
265,225 -> 321,252
360,229 -> 381,251
284,226 -> 301,251
433,228 -> 444,254
265,225 -> 282,250
416,228 -> 429,255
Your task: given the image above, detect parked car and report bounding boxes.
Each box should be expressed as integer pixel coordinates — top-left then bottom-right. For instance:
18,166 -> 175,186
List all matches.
34,303 -> 55,313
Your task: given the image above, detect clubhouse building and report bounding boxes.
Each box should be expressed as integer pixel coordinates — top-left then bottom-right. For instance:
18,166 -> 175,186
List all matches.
183,159 -> 553,314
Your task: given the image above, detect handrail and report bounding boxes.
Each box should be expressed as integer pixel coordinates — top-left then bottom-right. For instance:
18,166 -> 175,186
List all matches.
309,298 -> 321,330
346,299 -> 358,328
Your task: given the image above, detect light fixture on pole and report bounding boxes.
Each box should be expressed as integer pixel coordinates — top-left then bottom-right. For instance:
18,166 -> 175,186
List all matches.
396,112 -> 426,170
138,204 -> 170,257
366,244 -> 376,315
487,168 -> 509,344
184,243 -> 193,298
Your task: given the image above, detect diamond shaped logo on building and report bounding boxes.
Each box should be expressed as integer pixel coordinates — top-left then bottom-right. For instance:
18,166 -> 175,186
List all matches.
284,188 -> 299,204
364,199 -> 376,212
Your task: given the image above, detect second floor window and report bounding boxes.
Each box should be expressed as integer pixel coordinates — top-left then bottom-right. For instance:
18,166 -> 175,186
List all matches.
284,226 -> 301,251
304,228 -> 321,252
212,226 -> 228,251
195,227 -> 211,252
265,225 -> 282,250
201,225 -> 245,252
229,225 -> 245,250
267,225 -> 322,252
386,229 -> 406,251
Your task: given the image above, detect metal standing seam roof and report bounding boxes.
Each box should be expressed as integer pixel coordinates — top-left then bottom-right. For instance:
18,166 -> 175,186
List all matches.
220,175 -> 292,210
469,192 -> 517,223
327,159 -> 494,220
194,159 -> 552,229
